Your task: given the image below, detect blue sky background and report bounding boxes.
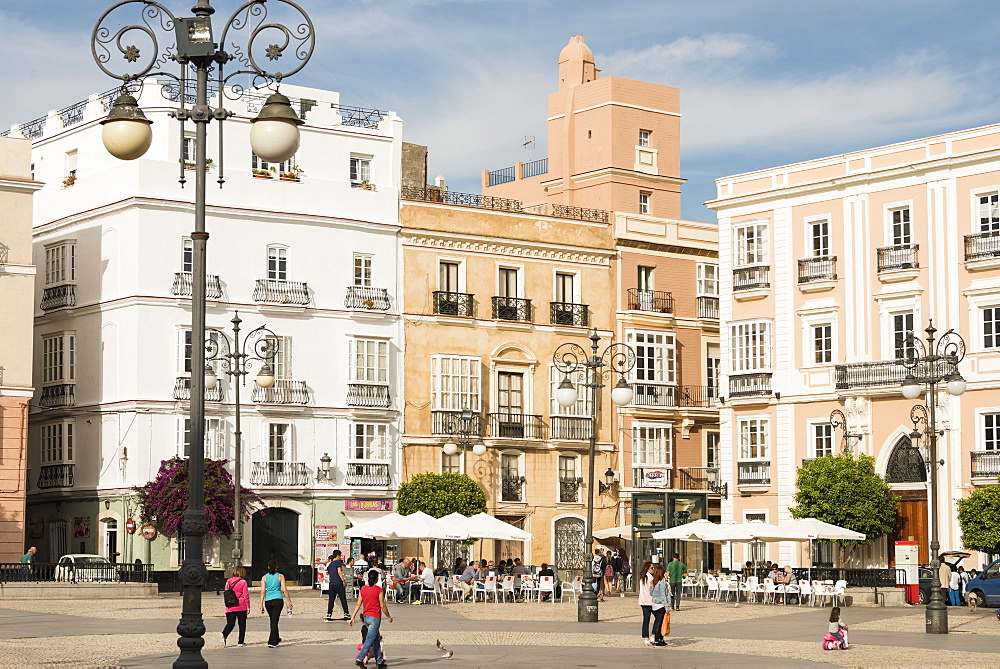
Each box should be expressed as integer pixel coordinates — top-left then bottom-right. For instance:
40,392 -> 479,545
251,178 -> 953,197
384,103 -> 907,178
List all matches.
5,0 -> 1000,221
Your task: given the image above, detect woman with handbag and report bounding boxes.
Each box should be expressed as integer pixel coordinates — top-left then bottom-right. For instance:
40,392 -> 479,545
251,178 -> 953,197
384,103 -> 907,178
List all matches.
221,565 -> 250,647
649,565 -> 672,647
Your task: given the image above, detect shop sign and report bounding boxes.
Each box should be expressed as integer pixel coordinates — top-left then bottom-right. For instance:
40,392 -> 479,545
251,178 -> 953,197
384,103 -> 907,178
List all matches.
643,470 -> 668,488
125,518 -> 137,534
633,495 -> 666,530
345,499 -> 392,512
141,524 -> 157,540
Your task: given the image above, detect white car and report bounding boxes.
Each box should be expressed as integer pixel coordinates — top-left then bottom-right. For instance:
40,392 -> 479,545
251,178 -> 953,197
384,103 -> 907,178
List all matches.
55,554 -> 115,582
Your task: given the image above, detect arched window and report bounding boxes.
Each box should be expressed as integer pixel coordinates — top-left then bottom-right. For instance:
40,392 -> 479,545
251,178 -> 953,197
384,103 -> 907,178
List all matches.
554,516 -> 586,579
885,436 -> 927,484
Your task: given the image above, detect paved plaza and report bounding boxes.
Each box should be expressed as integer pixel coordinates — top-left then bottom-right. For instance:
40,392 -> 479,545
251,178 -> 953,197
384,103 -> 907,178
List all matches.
0,589 -> 998,667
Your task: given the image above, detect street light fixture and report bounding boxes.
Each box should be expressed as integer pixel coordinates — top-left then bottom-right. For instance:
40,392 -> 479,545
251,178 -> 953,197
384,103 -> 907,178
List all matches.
90,2 -> 314,665
897,319 -> 966,635
553,330 -> 635,623
439,407 -> 487,458
829,409 -> 863,455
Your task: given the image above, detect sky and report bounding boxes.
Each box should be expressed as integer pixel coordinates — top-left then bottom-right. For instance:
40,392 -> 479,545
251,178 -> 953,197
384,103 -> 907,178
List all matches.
4,0 -> 1000,222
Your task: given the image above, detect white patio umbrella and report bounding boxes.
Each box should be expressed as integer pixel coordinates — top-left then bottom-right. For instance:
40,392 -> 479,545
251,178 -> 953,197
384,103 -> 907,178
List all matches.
345,511 -> 466,540
773,518 -> 865,581
456,513 -> 532,541
592,524 -> 632,540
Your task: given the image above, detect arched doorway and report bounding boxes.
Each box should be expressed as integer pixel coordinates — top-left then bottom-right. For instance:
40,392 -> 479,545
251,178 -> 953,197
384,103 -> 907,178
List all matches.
884,436 -> 929,565
251,508 -> 299,583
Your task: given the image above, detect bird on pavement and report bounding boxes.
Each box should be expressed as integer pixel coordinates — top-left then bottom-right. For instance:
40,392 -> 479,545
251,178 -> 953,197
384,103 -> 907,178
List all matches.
435,639 -> 454,659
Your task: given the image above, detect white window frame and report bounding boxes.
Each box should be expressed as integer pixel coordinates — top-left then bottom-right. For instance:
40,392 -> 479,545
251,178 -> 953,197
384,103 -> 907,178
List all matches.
730,320 -> 772,373
267,422 -> 292,463
43,241 -> 76,286
266,245 -> 288,281
437,258 -> 465,293
553,270 -> 580,304
637,266 -> 654,292
982,305 -> 1000,350
181,237 -> 194,273
891,310 -> 916,360
697,263 -> 719,297
974,188 -> 1000,232
631,422 -> 673,468
183,135 -> 196,164
810,421 -> 834,458
350,423 -> 389,461
251,153 -> 289,174
885,204 -> 913,246
40,421 -> 74,464
263,335 -> 292,379
626,330 -> 676,385
353,253 -> 373,287
430,355 -> 481,411
350,154 -> 372,184
177,417 -> 224,459
497,264 -> 524,298
806,216 -> 831,257
350,338 -> 389,384
705,431 -> 720,469
498,450 -> 524,502
812,323 -> 833,365
706,343 -> 721,394
556,453 -> 581,503
178,329 -> 221,375
638,129 -> 651,147
639,191 -> 650,215
733,220 -> 769,267
978,408 -> 1000,452
65,150 -> 77,179
798,308 -> 838,369
42,332 -> 75,385
441,450 -> 464,474
737,416 -> 769,461
548,364 -> 591,417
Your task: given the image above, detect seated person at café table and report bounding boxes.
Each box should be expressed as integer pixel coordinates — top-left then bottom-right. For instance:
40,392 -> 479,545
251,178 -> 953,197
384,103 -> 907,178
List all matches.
392,558 -> 420,602
433,560 -> 450,577
537,563 -> 556,601
457,561 -> 478,601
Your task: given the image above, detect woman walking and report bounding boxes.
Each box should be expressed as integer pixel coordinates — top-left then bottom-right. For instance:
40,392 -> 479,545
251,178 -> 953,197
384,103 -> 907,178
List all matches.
221,565 -> 250,647
259,561 -> 292,648
637,561 -> 654,645
649,565 -> 672,647
350,569 -> 392,669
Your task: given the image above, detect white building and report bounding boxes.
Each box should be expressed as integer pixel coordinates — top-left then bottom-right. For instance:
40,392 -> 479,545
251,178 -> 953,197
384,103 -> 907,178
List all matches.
20,80 -> 404,579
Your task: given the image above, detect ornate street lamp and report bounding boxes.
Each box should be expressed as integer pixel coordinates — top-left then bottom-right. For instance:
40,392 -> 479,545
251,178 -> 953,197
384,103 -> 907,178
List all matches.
896,320 -> 966,634
553,331 -> 635,622
90,2 -> 314,665
439,407 -> 487,457
829,409 -> 863,455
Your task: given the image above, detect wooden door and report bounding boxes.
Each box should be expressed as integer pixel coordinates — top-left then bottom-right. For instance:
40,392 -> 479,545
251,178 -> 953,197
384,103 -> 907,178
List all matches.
888,497 -> 928,565
251,507 -> 299,582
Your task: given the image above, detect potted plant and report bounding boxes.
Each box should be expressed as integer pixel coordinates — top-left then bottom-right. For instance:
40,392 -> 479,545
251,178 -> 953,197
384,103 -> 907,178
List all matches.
252,168 -> 271,179
279,165 -> 304,181
183,161 -> 196,170
360,179 -> 375,191
62,174 -> 77,188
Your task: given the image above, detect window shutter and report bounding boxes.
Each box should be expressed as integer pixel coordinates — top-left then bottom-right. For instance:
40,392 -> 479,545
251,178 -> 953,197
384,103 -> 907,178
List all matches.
282,336 -> 293,379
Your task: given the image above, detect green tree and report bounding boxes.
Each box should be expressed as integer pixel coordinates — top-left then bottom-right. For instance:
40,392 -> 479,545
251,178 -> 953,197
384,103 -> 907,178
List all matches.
790,454 -> 898,558
396,472 -> 487,518
957,485 -> 1000,554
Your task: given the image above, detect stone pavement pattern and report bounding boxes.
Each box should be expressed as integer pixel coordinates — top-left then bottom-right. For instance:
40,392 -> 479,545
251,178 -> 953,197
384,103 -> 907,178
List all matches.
0,591 -> 997,667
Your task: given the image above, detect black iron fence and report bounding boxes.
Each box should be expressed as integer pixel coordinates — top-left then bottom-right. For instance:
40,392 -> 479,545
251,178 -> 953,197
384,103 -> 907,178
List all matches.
550,416 -> 591,440
550,204 -> 610,223
401,185 -> 523,213
346,383 -> 391,408
798,256 -> 837,283
550,301 -> 588,326
172,272 -> 223,299
489,413 -> 545,439
433,291 -> 474,317
965,231 -> 1000,260
877,244 -> 919,272
492,296 -> 532,322
523,158 -> 548,179
489,166 -> 516,186
346,462 -> 391,487
345,286 -> 391,311
737,461 -> 770,485
733,266 -> 770,290
698,296 -> 719,319
972,450 -> 1000,478
627,288 -> 674,313
0,562 -> 154,583
40,284 -> 76,311
431,410 -> 484,436
729,373 -> 772,398
253,279 -> 310,305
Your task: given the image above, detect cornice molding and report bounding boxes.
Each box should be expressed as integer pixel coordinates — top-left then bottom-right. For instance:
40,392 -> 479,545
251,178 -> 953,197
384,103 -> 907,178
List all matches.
616,237 -> 719,258
402,232 -> 613,266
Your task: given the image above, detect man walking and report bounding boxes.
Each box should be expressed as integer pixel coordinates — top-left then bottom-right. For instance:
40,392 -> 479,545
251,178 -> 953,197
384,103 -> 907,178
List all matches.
325,550 -> 350,621
20,547 -> 36,580
666,553 -> 685,611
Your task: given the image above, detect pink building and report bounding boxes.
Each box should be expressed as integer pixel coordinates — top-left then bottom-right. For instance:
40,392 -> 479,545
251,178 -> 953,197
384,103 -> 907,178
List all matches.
708,124 -> 1000,569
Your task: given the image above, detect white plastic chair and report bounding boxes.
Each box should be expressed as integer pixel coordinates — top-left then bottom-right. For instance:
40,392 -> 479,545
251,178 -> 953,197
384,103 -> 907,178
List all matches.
762,577 -> 777,604
537,575 -> 555,602
782,580 -> 799,605
750,577 -> 766,604
560,575 -> 581,603
499,575 -> 516,603
682,575 -> 698,598
831,579 -> 848,607
449,577 -> 466,601
717,577 -> 734,602
421,579 -> 440,604
797,579 -> 812,606
811,580 -> 831,607
705,575 -> 719,600
738,577 -> 755,603
519,575 -> 536,601
479,575 -> 499,603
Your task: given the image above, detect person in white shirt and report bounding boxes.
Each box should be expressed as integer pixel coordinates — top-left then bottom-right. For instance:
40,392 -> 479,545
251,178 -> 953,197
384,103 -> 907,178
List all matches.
949,568 -> 962,606
420,562 -> 435,588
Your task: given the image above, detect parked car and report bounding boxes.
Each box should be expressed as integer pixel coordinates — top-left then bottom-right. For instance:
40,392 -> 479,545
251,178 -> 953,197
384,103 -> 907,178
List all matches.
55,554 -> 115,582
965,558 -> 1000,610
916,551 -> 971,604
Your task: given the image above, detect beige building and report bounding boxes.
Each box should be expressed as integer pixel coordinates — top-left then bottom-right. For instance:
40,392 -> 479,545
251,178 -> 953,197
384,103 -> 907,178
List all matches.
0,138 -> 41,561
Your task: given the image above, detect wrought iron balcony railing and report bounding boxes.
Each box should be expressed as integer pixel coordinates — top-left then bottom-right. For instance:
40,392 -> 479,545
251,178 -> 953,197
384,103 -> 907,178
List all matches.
632,466 -> 671,488
728,373 -> 773,398
733,266 -> 770,291
550,204 -> 610,223
345,462 -> 391,487
401,186 -> 523,213
971,450 -> 1000,478
432,291 -> 474,317
627,288 -> 674,313
40,284 -> 76,311
877,244 -> 919,272
172,376 -> 224,402
559,476 -> 582,503
40,384 -> 75,408
798,256 -> 838,283
346,383 -> 390,408
253,279 -> 310,305
171,272 -> 223,299
550,301 -> 589,327
37,463 -> 74,489
489,165 -> 516,186
550,416 -> 591,440
677,467 -> 721,492
523,158 -> 548,179
501,474 -> 525,502
632,384 -> 718,408
250,461 -> 309,486
345,286 -> 391,311
431,410 -> 483,436
492,296 -> 532,322
489,413 -> 545,439
965,231 -> 1000,260
251,379 -> 309,404
738,461 -> 770,486
697,296 -> 719,319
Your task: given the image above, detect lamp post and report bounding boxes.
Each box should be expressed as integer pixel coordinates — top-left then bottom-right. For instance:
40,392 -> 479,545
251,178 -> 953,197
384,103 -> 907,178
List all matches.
898,320 -> 967,635
440,407 -> 487,458
553,331 -> 635,622
203,312 -> 278,567
90,2 -> 313,665
829,409 -> 863,455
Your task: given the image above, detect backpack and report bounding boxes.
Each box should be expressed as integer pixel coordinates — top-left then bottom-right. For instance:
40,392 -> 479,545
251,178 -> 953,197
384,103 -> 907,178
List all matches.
592,560 -> 602,578
621,562 -> 631,576
223,578 -> 240,608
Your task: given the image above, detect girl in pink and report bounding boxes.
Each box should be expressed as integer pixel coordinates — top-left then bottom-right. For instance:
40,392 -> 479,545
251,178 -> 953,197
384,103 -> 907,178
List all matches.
637,561 -> 655,645
350,569 -> 392,669
221,565 -> 250,647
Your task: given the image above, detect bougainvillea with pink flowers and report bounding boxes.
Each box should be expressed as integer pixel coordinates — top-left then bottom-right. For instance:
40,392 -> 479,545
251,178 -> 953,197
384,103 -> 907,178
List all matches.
134,458 -> 263,537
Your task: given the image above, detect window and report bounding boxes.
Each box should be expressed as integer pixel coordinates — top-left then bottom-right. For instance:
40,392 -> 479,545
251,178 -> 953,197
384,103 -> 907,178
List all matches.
738,418 -> 768,459
984,413 -> 1000,451
500,453 -> 522,502
632,425 -> 671,466
350,156 -> 371,184
893,312 -> 915,359
706,344 -> 720,395
496,372 -> 524,414
41,422 -> 74,463
178,418 -> 224,458
498,267 -> 519,297
558,455 -> 580,502
734,221 -> 768,266
809,220 -> 830,257
705,432 -> 720,468
730,321 -> 772,372
627,331 -> 676,384
979,193 -> 999,232
352,423 -> 388,460
44,242 -> 76,286
637,266 -> 654,295
178,329 -> 220,375
181,238 -> 193,273
269,423 -> 289,462
890,207 -> 911,245
558,455 -> 578,480
697,263 -> 719,296
813,324 -> 833,364
65,150 -> 77,179
813,423 -> 833,458
984,307 -> 1000,349
263,336 -> 291,379
354,254 -> 372,287
442,451 -> 462,474
439,261 -> 460,292
267,246 -> 287,280
183,136 -> 195,163
549,365 -> 591,416
639,192 -> 650,215
638,129 -> 651,147
351,338 -> 388,384
431,355 -> 481,411
42,333 -> 75,384
251,153 -> 288,174
555,272 -> 575,303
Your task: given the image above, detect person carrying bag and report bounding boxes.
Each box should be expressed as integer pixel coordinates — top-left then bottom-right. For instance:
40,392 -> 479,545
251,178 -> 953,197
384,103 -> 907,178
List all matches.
221,565 -> 250,647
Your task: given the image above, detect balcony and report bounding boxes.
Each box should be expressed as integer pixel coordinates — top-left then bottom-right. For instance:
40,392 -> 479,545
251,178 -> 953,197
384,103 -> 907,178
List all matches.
488,165 -> 516,186
677,467 -> 722,493
171,272 -> 223,299
558,476 -> 582,503
172,376 -> 224,402
346,383 -> 390,408
40,284 -> 76,311
549,204 -> 610,223
550,301 -> 589,327
728,373 -> 773,398
492,296 -> 532,322
738,461 -> 770,486
501,474 -> 525,502
551,416 -> 591,440
345,286 -> 391,312
345,462 -> 391,487
632,466 -> 671,488
798,256 -> 837,283
698,296 -> 719,319
877,244 -> 919,272
432,291 -> 474,317
401,186 -> 523,213
488,413 -> 545,439
37,463 -> 74,489
733,266 -> 770,291
251,379 -> 309,404
627,288 -> 674,313
971,451 -> 1000,478
253,279 -> 310,305
965,231 -> 1000,260
632,384 -> 717,408
40,384 -> 75,408
250,461 -> 309,486
523,158 -> 548,179
431,410 -> 483,436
